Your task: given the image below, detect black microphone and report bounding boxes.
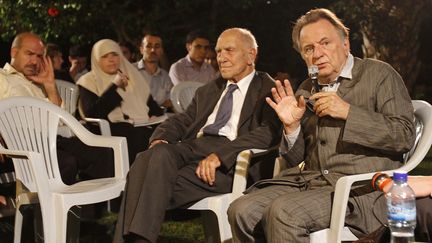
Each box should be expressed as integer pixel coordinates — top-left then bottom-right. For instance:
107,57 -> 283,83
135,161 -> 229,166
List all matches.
308,65 -> 320,93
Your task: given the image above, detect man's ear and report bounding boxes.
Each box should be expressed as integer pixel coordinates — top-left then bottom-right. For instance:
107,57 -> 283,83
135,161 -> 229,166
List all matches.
247,48 -> 257,66
343,37 -> 350,56
10,47 -> 18,59
186,43 -> 191,52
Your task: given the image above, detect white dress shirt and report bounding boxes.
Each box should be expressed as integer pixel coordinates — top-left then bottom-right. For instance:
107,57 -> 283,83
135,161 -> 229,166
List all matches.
199,71 -> 255,141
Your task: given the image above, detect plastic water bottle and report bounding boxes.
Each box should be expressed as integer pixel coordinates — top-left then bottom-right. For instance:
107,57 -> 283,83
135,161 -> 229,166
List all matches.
386,171 -> 416,243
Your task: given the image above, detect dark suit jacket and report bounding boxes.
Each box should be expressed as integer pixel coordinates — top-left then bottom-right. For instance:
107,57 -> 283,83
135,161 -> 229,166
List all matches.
150,71 -> 282,172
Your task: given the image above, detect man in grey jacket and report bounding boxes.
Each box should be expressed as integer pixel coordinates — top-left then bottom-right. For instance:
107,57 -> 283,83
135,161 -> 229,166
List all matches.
228,8 -> 415,242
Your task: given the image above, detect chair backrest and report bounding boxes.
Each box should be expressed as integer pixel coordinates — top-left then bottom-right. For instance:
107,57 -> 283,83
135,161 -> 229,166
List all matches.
0,97 -> 77,192
399,100 -> 432,172
56,79 -> 79,116
311,100 -> 432,243
170,81 -> 204,113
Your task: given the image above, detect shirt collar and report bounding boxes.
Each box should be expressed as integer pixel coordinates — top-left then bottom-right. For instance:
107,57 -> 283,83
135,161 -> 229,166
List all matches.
227,70 -> 255,95
3,63 -> 26,79
338,53 -> 354,80
137,59 -> 161,75
185,55 -> 209,71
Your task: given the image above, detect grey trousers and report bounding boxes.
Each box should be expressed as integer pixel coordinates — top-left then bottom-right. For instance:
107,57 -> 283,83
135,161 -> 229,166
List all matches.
228,176 -> 386,242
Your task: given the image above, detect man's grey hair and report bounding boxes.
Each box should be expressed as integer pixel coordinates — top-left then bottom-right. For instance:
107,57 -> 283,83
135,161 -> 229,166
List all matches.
292,8 -> 349,53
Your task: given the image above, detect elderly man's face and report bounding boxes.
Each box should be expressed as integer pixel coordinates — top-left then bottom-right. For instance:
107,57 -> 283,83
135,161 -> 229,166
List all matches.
215,31 -> 256,82
11,36 -> 44,77
299,19 -> 350,83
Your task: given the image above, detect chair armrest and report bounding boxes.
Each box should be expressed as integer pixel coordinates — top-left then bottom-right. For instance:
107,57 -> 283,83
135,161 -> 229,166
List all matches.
328,170 -> 396,242
0,148 -> 51,198
231,149 -> 272,198
83,118 -> 112,136
61,117 -> 129,180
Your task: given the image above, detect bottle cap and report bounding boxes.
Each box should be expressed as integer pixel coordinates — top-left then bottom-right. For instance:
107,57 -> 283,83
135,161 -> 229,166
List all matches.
393,171 -> 408,182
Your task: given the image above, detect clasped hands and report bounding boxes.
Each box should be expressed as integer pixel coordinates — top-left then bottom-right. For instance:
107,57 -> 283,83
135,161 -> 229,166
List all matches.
265,79 -> 350,133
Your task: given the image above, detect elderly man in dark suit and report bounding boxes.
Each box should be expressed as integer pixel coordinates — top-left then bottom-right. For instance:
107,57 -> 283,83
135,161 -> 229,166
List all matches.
113,28 -> 282,243
227,8 -> 416,242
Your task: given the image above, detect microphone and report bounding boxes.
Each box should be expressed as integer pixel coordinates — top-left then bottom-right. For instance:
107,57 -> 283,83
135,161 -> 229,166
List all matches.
308,65 -> 320,93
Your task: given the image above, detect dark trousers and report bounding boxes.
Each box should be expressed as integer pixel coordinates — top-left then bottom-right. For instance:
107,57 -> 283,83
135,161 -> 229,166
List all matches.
415,196 -> 432,242
113,136 -> 234,243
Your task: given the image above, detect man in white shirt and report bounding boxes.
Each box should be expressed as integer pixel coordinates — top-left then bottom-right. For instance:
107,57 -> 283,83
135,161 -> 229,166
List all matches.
0,32 -> 112,184
169,30 -> 219,85
0,32 -> 61,106
134,33 -> 173,109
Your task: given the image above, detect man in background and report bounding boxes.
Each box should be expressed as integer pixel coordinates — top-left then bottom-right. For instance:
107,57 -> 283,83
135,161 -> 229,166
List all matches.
134,33 -> 173,109
169,30 -> 218,85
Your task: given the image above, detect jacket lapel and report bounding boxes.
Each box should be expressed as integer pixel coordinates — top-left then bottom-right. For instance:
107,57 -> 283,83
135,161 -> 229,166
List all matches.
337,57 -> 362,98
200,77 -> 227,121
237,72 -> 262,131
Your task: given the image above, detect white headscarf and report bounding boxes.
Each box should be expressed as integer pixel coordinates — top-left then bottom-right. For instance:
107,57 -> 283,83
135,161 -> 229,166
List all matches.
77,39 -> 150,123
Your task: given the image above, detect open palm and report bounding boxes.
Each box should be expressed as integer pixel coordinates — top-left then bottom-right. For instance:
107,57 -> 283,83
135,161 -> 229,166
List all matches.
266,79 -> 306,128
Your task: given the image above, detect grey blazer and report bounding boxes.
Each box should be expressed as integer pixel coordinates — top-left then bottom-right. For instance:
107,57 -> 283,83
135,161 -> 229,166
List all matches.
250,58 -> 416,236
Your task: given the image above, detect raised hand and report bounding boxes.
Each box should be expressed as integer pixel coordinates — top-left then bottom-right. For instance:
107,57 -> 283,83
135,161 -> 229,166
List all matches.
113,71 -> 129,90
310,91 -> 350,120
266,79 -> 306,134
27,56 -> 61,106
27,56 -> 55,86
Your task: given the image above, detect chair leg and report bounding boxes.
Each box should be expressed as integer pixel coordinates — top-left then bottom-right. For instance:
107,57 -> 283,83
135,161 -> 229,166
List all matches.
216,209 -> 232,243
13,208 -> 23,243
66,206 -> 81,243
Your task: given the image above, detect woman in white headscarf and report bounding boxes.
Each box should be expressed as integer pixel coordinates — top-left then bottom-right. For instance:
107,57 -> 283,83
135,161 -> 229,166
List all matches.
77,39 -> 163,163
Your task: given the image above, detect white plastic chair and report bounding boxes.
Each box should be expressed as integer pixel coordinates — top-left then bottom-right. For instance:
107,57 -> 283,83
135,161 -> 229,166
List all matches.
0,96 -> 129,243
56,79 -> 81,138
56,79 -> 79,116
306,100 -> 432,243
187,148 -> 269,243
170,81 -> 204,113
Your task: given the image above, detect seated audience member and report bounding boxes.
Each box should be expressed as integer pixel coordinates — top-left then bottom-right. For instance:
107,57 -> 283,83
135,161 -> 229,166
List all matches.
77,39 -> 163,163
169,30 -> 218,85
119,41 -> 137,63
113,27 -> 282,243
227,8 -> 415,242
0,32 -> 112,184
205,46 -> 219,72
134,33 -> 173,109
45,43 -> 74,82
68,44 -> 89,82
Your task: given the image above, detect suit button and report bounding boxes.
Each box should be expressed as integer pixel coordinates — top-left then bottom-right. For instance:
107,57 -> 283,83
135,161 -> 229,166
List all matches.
320,140 -> 326,145
323,170 -> 329,175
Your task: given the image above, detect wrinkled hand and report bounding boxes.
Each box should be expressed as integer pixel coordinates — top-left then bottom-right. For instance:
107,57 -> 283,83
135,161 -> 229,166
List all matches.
195,153 -> 221,186
310,92 -> 350,120
266,79 -> 306,134
149,139 -> 168,149
27,56 -> 55,86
